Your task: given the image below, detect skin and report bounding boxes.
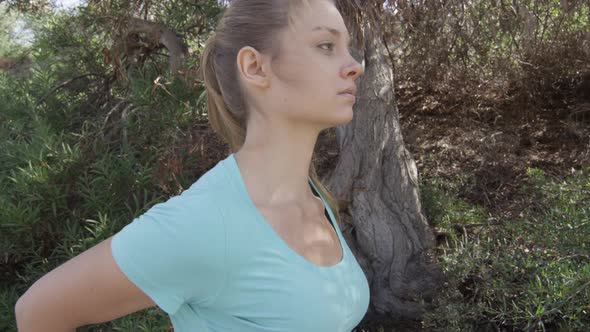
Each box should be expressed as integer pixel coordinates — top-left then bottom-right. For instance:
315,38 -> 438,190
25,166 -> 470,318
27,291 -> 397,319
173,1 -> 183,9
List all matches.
234,0 -> 364,218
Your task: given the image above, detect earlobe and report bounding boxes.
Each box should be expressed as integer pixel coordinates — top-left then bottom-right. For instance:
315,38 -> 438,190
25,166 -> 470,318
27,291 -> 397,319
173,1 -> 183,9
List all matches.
236,46 -> 269,88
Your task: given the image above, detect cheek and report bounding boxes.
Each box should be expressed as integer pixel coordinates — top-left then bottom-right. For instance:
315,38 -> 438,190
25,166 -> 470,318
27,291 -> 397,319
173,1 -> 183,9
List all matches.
274,51 -> 305,79
276,49 -> 331,86
272,53 -> 338,112
285,65 -> 334,103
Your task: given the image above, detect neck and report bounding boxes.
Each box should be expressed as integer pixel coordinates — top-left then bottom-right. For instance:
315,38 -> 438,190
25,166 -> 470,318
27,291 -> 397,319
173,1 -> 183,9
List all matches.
233,113 -> 323,207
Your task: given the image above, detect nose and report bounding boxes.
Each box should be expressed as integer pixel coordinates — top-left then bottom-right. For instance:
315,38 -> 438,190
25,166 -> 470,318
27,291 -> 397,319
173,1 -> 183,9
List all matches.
342,56 -> 364,80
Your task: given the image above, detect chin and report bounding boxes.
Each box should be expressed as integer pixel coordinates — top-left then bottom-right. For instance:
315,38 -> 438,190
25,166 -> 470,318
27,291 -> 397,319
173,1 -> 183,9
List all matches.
330,107 -> 354,126
304,105 -> 354,129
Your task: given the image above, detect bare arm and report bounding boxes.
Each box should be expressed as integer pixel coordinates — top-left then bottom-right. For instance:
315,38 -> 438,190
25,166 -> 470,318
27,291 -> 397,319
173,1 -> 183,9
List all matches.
15,236 -> 156,331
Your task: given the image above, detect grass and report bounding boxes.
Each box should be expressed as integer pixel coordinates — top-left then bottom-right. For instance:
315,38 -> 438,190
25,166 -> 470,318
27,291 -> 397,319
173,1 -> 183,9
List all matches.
420,167 -> 590,331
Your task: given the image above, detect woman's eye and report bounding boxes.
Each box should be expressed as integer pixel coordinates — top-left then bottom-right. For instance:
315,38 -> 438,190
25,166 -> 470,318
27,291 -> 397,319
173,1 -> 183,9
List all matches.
319,43 -> 335,51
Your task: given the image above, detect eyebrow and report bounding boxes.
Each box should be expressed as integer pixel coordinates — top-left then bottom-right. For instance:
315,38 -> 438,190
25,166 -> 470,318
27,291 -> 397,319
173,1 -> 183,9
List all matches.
312,26 -> 352,46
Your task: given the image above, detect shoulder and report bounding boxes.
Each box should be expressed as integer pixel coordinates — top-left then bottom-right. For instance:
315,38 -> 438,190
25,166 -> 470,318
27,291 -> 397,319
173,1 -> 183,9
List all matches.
109,158 -> 233,314
185,160 -> 232,211
155,157 -> 231,220
115,157 -> 233,247
112,157 -> 234,259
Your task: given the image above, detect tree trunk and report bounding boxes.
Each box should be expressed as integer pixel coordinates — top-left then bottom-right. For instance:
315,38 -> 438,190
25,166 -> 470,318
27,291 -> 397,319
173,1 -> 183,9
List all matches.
325,26 -> 444,322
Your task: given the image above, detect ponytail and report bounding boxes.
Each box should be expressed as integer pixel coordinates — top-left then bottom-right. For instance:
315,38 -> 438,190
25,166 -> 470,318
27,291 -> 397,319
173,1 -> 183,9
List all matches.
200,33 -> 246,153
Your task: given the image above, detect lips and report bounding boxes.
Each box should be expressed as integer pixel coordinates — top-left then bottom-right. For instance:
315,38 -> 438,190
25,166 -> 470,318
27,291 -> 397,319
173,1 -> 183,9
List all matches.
338,86 -> 357,95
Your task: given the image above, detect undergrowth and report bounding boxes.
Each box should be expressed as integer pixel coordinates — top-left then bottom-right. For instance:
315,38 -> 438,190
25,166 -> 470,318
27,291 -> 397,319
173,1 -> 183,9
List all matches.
421,167 -> 590,331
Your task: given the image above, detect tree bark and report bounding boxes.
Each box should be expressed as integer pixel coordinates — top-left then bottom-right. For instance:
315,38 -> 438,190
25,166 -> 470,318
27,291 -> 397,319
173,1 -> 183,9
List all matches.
325,25 -> 444,321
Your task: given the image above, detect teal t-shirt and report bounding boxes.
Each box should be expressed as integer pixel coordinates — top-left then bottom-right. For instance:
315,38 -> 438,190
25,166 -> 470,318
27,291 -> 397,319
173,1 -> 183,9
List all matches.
111,153 -> 370,331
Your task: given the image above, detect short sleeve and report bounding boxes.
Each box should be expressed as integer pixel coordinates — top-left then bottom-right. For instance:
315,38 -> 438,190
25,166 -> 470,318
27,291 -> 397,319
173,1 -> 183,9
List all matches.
110,190 -> 228,315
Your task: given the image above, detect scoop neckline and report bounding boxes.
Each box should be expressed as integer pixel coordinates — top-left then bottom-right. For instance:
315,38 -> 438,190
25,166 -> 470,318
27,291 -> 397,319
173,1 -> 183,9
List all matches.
226,153 -> 346,271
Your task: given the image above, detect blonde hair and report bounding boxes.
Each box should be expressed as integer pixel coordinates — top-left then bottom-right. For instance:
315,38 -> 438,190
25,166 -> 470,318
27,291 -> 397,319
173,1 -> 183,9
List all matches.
199,0 -> 342,226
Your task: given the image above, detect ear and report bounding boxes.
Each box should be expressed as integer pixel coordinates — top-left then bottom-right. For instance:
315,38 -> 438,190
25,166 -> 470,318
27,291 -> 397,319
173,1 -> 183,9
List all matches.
236,46 -> 270,89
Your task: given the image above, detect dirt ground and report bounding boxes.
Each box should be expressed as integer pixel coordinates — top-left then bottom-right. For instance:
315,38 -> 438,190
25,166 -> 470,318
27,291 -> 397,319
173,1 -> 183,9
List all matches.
396,80 -> 590,223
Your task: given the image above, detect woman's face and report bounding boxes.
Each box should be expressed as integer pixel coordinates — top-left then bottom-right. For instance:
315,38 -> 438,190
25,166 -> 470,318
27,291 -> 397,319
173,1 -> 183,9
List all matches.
243,0 -> 364,130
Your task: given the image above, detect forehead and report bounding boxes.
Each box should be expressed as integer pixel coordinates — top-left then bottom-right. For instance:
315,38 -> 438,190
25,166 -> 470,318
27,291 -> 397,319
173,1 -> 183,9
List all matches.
287,0 -> 349,37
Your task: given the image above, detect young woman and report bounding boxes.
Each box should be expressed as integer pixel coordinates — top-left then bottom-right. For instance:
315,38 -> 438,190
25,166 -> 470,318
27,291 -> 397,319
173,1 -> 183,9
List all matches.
15,0 -> 369,331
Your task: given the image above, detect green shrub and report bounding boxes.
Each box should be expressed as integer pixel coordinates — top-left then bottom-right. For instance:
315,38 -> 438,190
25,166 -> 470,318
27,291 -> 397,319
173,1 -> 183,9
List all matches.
0,4 -> 212,329
422,167 -> 590,331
